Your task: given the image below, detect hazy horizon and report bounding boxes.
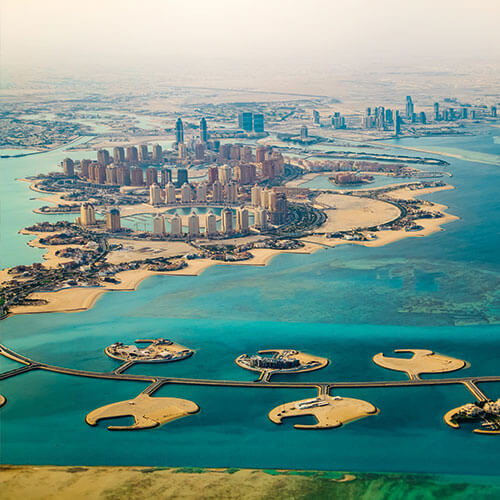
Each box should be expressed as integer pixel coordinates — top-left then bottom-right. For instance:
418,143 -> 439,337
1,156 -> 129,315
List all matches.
2,0 -> 500,98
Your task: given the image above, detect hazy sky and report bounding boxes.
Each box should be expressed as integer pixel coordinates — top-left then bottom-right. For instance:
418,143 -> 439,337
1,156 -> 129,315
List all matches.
2,0 -> 500,77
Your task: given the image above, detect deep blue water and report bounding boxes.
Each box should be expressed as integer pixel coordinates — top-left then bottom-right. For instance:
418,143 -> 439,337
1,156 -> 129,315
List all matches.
0,129 -> 499,474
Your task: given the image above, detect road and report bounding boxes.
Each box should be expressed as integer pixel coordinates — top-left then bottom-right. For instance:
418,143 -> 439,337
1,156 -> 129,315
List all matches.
1,343 -> 499,400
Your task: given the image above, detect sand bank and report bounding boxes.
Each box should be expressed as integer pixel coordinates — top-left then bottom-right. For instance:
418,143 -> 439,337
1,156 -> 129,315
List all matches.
269,395 -> 378,429
373,349 -> 466,380
86,394 -> 199,430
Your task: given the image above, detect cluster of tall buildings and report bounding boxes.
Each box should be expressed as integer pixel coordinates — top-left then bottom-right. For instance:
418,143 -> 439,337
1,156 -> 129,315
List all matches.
77,203 -> 121,232
93,144 -> 163,168
251,185 -> 288,225
362,96 -> 497,135
151,206 -> 251,239
78,159 -> 187,188
433,102 -> 497,121
175,117 -> 210,145
363,106 -> 395,130
148,178 -> 238,207
237,112 -> 265,133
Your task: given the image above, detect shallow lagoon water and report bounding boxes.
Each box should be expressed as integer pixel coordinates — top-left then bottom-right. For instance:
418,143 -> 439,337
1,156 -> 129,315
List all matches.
1,130 -> 499,475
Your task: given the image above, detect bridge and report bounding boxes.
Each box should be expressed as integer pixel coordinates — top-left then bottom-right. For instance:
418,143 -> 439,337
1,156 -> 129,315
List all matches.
1,343 -> 499,400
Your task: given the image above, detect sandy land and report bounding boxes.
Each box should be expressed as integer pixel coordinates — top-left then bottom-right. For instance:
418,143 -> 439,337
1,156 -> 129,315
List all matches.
5,243 -> 323,317
314,192 -> 400,233
285,172 -> 318,187
106,238 -> 193,264
0,466 -> 358,500
304,185 -> 458,248
2,464 -> 499,500
386,183 -> 454,200
269,395 -> 378,429
3,186 -> 456,318
373,349 -> 466,380
85,394 -> 199,430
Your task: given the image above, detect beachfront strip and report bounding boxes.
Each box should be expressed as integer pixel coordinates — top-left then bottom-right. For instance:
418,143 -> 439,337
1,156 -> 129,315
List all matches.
0,342 -> 498,434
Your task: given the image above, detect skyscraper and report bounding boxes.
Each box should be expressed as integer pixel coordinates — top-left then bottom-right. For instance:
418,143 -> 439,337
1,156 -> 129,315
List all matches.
224,182 -> 237,204
196,183 -> 207,202
165,182 -> 176,204
255,146 -> 267,163
180,183 -> 193,203
80,159 -> 91,178
170,213 -> 182,237
152,144 -> 163,164
194,142 -> 205,160
153,214 -> 166,235
116,166 -> 130,186
94,164 -> 106,184
211,180 -> 223,202
312,110 -> 320,124
130,167 -> 144,186
218,143 -> 231,161
80,203 -> 96,226
160,168 -> 172,187
207,166 -> 218,184
230,144 -> 241,161
253,113 -> 264,133
138,144 -> 149,163
251,185 -> 262,207
105,165 -> 118,185
219,164 -> 232,184
406,96 -> 414,119
175,118 -> 184,143
394,111 -> 401,136
269,191 -> 287,225
97,149 -> 110,167
113,147 -> 125,164
105,208 -> 121,232
145,167 -> 158,186
221,208 -> 233,234
238,112 -> 253,132
241,146 -> 253,162
236,207 -> 249,233
254,207 -> 268,230
235,163 -> 256,185
126,146 -> 138,164
177,168 -> 188,187
199,117 -> 208,142
205,211 -> 217,237
434,102 -> 440,121
62,158 -> 74,177
187,212 -> 200,238
149,183 -> 163,206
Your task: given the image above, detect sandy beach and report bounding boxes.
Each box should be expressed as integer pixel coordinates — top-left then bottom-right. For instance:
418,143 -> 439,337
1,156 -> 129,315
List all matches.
3,184 -> 457,318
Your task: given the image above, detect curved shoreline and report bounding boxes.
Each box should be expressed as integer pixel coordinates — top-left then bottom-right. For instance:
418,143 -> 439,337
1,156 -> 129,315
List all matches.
3,176 -> 459,320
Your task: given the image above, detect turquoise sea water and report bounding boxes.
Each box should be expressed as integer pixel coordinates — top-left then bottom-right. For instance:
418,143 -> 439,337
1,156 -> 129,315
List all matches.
1,129 -> 499,475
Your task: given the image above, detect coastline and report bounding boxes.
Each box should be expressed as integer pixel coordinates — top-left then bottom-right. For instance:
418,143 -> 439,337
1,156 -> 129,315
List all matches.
1,465 -> 499,500
2,184 -> 458,319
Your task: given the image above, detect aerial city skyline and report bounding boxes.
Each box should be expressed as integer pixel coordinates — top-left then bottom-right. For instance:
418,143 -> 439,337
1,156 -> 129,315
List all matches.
1,1 -> 499,499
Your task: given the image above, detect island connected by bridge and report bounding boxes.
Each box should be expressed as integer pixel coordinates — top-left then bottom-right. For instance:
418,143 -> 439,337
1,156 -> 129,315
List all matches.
1,340 -> 499,434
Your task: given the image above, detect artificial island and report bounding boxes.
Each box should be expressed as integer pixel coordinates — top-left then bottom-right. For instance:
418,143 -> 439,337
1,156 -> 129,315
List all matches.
1,340 -> 499,434
0,93 -> 472,320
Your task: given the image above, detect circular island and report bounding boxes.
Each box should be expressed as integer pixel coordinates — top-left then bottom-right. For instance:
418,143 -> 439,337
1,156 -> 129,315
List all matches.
105,338 -> 193,363
236,349 -> 328,381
